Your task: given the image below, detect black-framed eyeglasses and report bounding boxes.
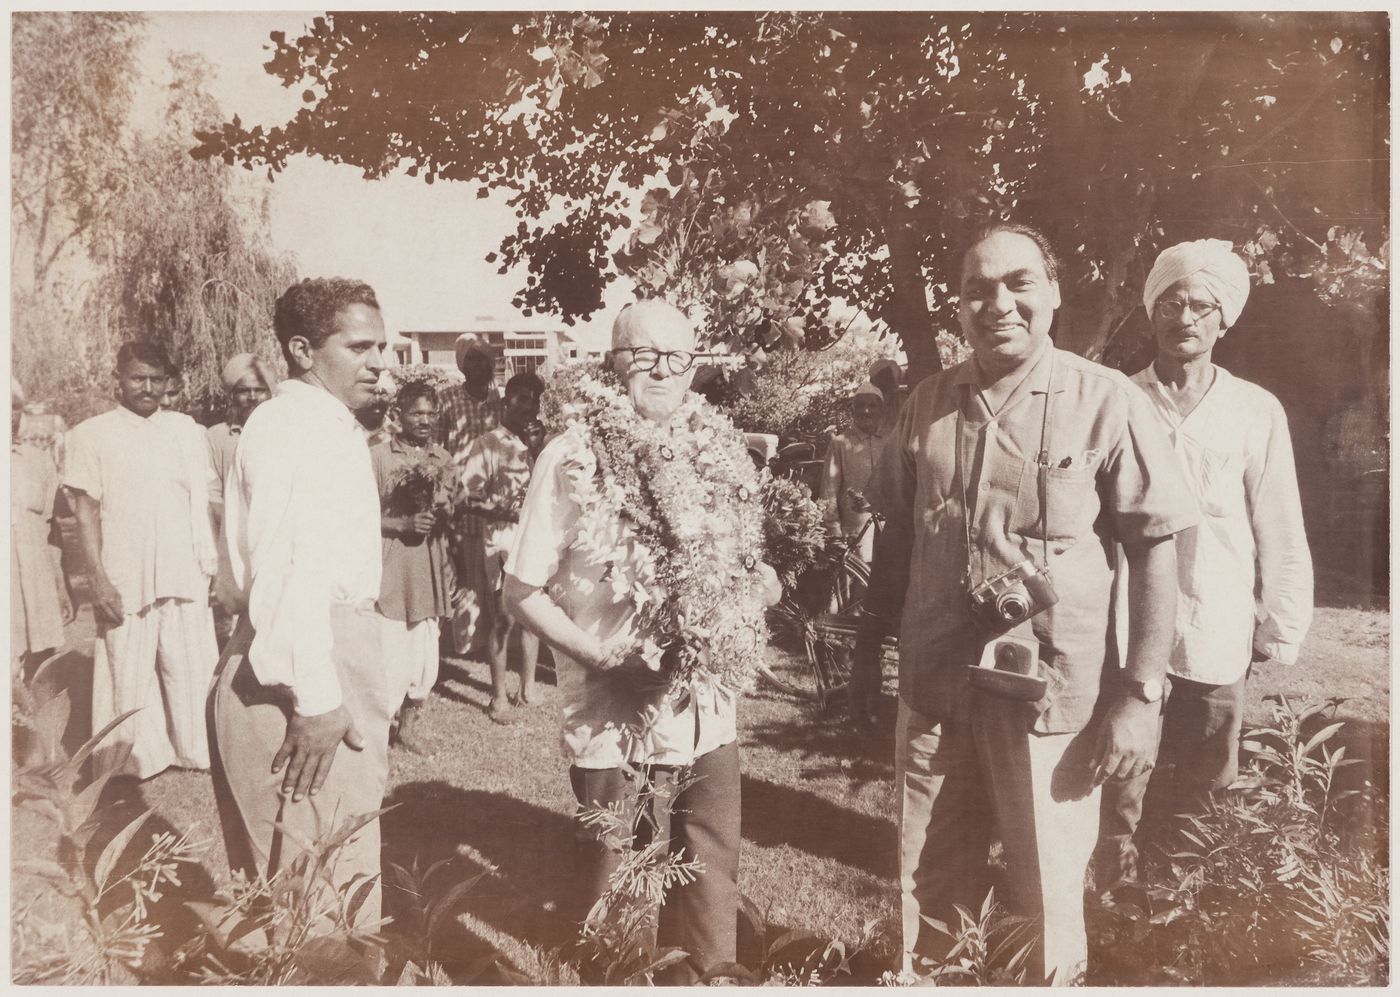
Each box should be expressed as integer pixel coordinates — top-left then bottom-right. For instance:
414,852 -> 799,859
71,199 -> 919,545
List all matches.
618,347 -> 710,375
1153,298 -> 1221,322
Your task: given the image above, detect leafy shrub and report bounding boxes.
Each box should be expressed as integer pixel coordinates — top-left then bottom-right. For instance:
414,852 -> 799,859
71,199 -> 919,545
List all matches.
11,657 -> 203,984
1088,696 -> 1388,986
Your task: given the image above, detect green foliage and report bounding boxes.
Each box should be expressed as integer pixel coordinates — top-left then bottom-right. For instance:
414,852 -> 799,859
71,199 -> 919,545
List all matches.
915,889 -> 1042,986
758,473 -> 827,591
724,335 -> 892,442
181,807 -> 392,985
12,18 -> 296,426
1089,697 -> 1388,986
195,11 -> 1385,382
11,657 -> 204,984
572,763 -> 704,985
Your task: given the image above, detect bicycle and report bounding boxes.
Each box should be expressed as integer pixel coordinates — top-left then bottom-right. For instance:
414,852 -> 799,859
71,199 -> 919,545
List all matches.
760,515 -> 897,709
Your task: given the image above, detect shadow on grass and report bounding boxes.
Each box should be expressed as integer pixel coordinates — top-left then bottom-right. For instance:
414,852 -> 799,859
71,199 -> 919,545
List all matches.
740,773 -> 897,879
743,685 -> 899,788
380,780 -> 580,982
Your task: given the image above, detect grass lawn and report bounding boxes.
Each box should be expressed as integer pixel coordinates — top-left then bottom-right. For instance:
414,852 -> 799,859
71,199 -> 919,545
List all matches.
11,602 -> 1390,984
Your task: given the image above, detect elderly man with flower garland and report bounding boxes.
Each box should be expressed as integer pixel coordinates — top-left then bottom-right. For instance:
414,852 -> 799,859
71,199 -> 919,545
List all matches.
505,299 -> 782,984
852,224 -> 1198,984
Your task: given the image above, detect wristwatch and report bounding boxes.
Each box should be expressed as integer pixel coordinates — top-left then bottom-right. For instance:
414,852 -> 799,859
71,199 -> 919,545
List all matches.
1123,677 -> 1164,704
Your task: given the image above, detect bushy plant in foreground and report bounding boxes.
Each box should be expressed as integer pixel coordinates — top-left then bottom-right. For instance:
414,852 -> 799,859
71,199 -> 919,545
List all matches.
11,657 -> 204,984
1089,696 -> 1388,986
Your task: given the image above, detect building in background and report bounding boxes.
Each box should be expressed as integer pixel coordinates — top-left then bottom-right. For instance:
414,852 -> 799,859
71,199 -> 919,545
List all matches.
397,318 -> 605,376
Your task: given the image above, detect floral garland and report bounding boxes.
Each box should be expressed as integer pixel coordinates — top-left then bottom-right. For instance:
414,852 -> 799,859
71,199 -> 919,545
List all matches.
554,368 -> 770,697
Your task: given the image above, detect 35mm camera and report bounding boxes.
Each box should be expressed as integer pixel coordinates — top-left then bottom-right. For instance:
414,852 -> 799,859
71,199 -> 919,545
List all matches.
967,559 -> 1058,633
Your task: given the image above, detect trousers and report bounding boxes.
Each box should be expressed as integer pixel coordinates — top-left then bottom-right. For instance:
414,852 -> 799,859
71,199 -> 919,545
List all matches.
897,697 -> 1100,986
209,604 -> 391,927
93,596 -> 217,779
570,740 -> 742,985
1097,668 -> 1250,877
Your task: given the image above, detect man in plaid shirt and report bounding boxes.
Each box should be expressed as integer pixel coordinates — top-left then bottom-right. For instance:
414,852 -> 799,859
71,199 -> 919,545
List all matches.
437,334 -> 502,656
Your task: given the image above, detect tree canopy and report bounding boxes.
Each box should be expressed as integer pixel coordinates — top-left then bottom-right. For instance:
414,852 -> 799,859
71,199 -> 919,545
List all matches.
12,13 -> 295,424
195,11 -> 1386,380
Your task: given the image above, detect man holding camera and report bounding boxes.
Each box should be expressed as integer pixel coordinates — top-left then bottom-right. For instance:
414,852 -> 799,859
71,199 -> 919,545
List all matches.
852,224 -> 1196,984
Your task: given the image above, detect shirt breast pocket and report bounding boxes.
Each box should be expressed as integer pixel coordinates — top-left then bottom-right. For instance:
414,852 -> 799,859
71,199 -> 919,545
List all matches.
1012,462 -> 1097,543
1197,450 -> 1234,518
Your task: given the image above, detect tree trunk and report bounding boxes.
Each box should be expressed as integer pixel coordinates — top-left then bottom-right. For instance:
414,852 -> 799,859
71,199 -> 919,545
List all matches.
884,204 -> 940,383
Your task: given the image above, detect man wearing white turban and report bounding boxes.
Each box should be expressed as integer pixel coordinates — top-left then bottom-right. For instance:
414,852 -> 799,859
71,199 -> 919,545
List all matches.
1096,239 -> 1314,885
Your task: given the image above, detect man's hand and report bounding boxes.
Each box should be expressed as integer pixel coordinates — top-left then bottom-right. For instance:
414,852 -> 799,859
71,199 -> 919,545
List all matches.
406,512 -> 437,537
1089,697 -> 1160,786
60,595 -> 77,625
848,662 -> 879,730
271,705 -> 365,802
90,575 -> 124,627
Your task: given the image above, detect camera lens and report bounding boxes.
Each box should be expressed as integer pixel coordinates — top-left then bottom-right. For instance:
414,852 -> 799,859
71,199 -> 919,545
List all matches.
996,591 -> 1030,622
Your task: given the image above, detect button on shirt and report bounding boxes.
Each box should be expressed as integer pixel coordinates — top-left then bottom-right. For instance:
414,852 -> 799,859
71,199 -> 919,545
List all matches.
221,380 -> 382,716
505,430 -> 738,769
64,407 -> 214,613
867,346 -> 1197,733
1128,364 -> 1313,681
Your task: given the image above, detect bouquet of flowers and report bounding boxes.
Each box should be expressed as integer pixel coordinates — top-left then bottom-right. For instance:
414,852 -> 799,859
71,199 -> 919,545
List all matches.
386,447 -> 460,536
759,473 -> 827,590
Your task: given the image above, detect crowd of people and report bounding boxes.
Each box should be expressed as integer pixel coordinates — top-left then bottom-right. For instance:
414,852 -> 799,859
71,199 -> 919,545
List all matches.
8,225 -> 1314,986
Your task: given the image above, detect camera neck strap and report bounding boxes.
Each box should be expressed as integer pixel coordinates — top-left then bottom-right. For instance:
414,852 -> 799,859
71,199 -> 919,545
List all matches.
957,350 -> 1055,583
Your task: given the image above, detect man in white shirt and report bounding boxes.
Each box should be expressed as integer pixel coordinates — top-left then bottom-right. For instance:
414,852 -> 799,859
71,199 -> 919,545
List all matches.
65,340 -> 218,779
1097,239 -> 1314,883
211,277 -> 391,923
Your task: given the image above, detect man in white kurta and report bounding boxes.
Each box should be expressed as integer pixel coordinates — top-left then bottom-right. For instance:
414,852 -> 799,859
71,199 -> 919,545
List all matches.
210,277 -> 390,926
1097,239 -> 1314,881
64,342 -> 218,779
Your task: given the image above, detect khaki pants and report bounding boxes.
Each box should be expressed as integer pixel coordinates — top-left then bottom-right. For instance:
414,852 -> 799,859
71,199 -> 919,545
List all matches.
897,697 -> 1100,986
93,596 -> 217,779
210,603 -> 391,927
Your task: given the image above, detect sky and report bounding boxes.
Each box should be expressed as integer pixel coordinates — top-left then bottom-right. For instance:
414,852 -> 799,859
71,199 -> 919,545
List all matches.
134,11 -> 629,349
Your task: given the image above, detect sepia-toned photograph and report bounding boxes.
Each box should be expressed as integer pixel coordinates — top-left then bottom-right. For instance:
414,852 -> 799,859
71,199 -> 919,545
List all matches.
8,7 -> 1389,987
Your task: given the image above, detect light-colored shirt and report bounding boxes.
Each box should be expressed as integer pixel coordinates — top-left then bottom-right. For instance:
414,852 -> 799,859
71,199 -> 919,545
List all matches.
462,425 -> 535,571
1127,364 -> 1313,681
820,426 -> 888,536
437,384 -> 501,540
505,430 -> 738,769
206,422 -> 241,511
867,346 -> 1198,733
64,407 -> 214,613
222,380 -> 382,716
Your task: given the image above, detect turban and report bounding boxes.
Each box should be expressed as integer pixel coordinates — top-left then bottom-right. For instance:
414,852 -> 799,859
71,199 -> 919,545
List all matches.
455,333 -> 491,366
868,358 -> 902,386
220,353 -> 275,391
1142,239 -> 1252,327
854,381 -> 883,401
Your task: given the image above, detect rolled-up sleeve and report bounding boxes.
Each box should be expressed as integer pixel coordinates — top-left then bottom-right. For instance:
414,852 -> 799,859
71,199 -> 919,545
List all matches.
1245,397 -> 1313,664
505,435 -> 581,589
1101,387 -> 1199,543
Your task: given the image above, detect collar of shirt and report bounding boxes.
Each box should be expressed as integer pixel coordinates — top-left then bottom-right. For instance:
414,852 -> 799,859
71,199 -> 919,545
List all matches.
1133,362 -> 1232,425
275,378 -> 359,430
112,404 -> 157,427
388,434 -> 447,459
952,343 -> 1066,423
